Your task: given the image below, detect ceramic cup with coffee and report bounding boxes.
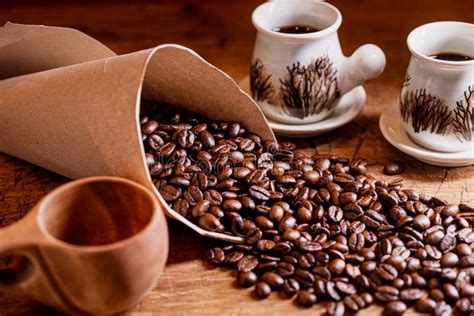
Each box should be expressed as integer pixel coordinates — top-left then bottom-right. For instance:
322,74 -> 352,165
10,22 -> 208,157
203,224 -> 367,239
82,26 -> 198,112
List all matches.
250,0 -> 386,124
400,21 -> 474,152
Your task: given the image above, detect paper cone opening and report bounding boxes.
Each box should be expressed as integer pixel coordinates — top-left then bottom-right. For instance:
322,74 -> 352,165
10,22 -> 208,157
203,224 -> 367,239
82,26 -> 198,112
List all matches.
0,24 -> 275,242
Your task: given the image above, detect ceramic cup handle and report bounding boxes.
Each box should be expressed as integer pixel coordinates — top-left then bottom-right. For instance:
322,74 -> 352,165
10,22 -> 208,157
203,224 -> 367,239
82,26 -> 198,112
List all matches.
0,210 -> 45,296
339,44 -> 386,95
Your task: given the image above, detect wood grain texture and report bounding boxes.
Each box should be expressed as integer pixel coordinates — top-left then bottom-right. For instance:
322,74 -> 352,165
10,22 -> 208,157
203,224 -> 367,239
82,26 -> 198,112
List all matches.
0,1 -> 473,315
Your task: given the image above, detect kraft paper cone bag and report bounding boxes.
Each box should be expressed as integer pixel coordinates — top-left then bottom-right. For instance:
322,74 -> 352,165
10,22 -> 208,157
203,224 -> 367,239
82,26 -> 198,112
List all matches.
0,23 -> 275,242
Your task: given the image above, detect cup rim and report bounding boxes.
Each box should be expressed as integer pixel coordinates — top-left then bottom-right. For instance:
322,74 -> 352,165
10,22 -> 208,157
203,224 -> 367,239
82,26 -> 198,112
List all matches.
407,21 -> 474,67
36,176 -> 160,252
252,0 -> 342,40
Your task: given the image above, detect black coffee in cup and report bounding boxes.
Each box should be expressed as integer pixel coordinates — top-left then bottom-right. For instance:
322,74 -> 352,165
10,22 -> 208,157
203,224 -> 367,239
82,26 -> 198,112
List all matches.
272,24 -> 320,34
430,52 -> 473,62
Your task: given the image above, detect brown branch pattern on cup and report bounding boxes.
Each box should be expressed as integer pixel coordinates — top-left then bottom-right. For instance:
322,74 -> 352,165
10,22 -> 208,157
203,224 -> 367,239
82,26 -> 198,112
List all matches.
452,86 -> 473,142
250,59 -> 277,104
400,89 -> 451,135
279,56 -> 339,119
402,74 -> 411,88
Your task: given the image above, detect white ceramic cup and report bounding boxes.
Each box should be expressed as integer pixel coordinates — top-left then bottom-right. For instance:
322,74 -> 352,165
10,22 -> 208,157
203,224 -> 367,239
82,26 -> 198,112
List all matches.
250,0 -> 385,124
400,21 -> 474,152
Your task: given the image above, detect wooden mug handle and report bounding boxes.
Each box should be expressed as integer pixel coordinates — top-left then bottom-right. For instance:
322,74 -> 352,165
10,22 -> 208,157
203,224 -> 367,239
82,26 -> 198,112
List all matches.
0,209 -> 45,296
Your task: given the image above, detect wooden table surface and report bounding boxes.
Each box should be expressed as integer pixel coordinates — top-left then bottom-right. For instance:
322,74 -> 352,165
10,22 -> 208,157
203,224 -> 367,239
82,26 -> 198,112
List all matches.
0,1 -> 473,315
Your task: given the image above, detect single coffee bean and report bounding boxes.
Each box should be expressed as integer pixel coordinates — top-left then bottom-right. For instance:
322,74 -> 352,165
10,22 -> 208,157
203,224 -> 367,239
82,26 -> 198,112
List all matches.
191,199 -> 210,218
262,272 -> 284,290
400,288 -> 423,301
160,185 -> 181,202
385,301 -> 407,316
415,298 -> 437,313
295,291 -> 317,307
327,301 -> 345,316
237,255 -> 258,272
413,214 -> 431,231
254,282 -> 271,299
248,185 -> 270,201
375,285 -> 399,302
197,213 -> 220,231
237,271 -> 257,288
384,163 -> 404,175
207,247 -> 225,264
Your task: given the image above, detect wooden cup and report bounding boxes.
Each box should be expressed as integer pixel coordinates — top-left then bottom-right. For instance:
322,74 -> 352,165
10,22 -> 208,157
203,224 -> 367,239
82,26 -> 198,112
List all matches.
0,177 -> 169,314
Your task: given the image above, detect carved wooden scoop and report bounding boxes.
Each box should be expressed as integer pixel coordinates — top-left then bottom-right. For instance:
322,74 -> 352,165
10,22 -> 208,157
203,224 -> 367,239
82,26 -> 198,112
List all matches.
0,23 -> 276,243
0,177 -> 168,314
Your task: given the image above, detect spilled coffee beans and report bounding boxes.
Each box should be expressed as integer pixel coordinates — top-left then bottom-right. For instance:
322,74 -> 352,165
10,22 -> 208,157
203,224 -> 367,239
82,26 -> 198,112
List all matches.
141,101 -> 474,315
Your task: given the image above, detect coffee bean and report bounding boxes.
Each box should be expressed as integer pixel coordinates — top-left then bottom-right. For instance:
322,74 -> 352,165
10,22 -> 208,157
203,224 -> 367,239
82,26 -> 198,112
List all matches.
385,301 -> 407,315
254,282 -> 271,299
377,263 -> 398,281
281,278 -> 300,297
237,255 -> 258,272
413,214 -> 431,231
434,301 -> 452,316
415,298 -> 437,313
384,163 -> 404,175
142,120 -> 159,134
456,243 -> 472,257
207,247 -> 225,264
197,213 -> 220,231
327,301 -> 345,316
400,288 -> 423,301
248,185 -> 270,201
191,199 -> 210,218
326,281 -> 341,301
262,272 -> 284,290
375,285 -> 399,302
160,185 -> 181,202
329,258 -> 345,275
295,291 -> 317,307
236,271 -> 257,288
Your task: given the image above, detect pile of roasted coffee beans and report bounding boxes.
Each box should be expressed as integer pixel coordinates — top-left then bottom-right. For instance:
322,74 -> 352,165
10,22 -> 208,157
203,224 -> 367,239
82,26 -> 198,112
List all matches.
141,101 -> 474,315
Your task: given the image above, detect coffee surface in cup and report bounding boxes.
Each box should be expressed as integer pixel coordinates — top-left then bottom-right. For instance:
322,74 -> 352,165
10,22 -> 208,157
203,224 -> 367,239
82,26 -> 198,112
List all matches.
430,52 -> 473,62
272,24 -> 320,34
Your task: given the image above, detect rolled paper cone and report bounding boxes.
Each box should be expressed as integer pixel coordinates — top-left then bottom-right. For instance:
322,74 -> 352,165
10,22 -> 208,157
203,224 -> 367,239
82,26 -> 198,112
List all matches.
0,23 -> 276,242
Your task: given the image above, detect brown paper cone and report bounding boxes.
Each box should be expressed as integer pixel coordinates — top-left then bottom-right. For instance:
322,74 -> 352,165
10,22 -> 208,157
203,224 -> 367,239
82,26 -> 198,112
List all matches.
0,23 -> 276,243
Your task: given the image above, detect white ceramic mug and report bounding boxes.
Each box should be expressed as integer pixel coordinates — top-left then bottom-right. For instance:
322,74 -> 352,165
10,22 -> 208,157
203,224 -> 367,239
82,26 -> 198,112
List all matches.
400,21 -> 474,152
250,0 -> 386,124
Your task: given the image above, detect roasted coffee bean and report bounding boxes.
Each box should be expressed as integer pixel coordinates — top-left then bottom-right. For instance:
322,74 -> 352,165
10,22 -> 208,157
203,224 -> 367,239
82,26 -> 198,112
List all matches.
248,185 -> 270,201
197,213 -> 220,231
400,288 -> 423,301
329,258 -> 345,276
142,120 -> 159,134
237,255 -> 258,272
455,298 -> 473,313
385,301 -> 407,316
262,272 -> 284,290
254,282 -> 271,299
327,301 -> 345,316
237,271 -> 257,288
375,285 -> 399,302
295,291 -> 317,307
416,298 -> 437,313
344,295 -> 365,311
384,163 -> 404,175
434,301 -> 452,316
191,199 -> 210,218
160,185 -> 181,202
281,278 -> 299,297
207,247 -> 225,264
377,263 -> 398,281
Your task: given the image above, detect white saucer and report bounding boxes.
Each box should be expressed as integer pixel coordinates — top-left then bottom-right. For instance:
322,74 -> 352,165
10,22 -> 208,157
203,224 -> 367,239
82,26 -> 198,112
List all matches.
379,106 -> 474,167
238,76 -> 366,137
